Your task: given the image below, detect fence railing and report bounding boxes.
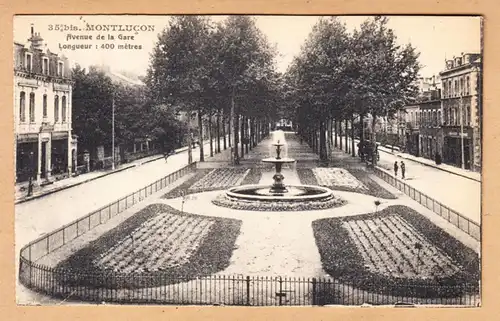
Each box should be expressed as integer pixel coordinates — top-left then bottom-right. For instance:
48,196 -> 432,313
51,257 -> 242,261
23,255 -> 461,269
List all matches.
19,162 -> 197,265
373,166 -> 480,241
17,262 -> 479,306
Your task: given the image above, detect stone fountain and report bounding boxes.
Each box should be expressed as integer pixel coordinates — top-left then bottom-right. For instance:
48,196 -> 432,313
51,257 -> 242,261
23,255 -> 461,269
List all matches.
261,140 -> 295,194
212,133 -> 345,211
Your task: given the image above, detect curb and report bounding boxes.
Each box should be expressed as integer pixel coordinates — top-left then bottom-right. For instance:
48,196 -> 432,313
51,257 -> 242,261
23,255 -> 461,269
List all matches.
378,149 -> 480,183
350,138 -> 480,183
15,138 -> 227,204
15,164 -> 136,205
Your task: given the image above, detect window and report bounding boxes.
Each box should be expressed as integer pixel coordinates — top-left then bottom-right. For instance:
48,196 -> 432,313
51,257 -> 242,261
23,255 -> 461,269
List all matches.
54,95 -> 59,122
466,76 -> 470,95
25,53 -> 32,72
443,82 -> 447,98
57,61 -> 64,77
454,80 -> 459,97
450,108 -> 455,125
42,57 -> 49,75
467,105 -> 471,126
460,78 -> 464,96
433,111 -> 437,126
448,80 -> 452,97
43,94 -> 47,118
438,110 -> 441,125
62,96 -> 67,122
19,91 -> 26,122
29,92 -> 35,123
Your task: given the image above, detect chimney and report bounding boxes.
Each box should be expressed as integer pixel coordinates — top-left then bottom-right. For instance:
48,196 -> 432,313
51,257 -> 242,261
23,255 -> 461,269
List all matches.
31,24 -> 34,37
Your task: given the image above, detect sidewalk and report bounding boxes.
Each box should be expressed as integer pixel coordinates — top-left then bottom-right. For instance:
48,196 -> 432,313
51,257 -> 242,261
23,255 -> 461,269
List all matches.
345,136 -> 481,182
14,138 -> 222,204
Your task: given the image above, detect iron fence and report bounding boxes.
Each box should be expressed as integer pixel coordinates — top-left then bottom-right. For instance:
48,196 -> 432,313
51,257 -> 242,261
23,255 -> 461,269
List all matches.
373,166 -> 480,241
19,162 -> 198,264
17,260 -> 479,306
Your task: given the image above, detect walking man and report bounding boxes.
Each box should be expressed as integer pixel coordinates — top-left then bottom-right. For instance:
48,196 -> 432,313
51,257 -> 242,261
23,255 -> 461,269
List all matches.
394,161 -> 399,177
401,161 -> 406,179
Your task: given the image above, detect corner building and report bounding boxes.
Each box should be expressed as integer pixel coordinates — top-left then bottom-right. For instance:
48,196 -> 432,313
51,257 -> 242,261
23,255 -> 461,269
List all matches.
14,25 -> 77,183
439,53 -> 482,171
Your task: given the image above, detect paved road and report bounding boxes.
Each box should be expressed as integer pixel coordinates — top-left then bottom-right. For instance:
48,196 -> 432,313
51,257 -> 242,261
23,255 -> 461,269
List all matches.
15,138 -> 230,249
338,135 -> 480,223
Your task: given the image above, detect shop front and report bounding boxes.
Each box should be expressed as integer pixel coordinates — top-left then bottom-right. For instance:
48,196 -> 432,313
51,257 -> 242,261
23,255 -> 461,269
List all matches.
442,127 -> 474,169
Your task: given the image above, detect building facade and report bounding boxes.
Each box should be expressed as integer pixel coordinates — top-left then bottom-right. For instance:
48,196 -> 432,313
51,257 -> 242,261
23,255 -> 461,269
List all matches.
418,90 -> 442,161
14,25 -> 76,183
440,53 -> 481,171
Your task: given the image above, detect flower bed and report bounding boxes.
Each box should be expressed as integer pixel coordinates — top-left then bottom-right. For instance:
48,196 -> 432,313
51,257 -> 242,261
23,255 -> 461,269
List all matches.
240,168 -> 262,185
188,168 -> 250,192
56,203 -> 242,289
212,194 -> 346,212
312,168 -> 368,190
163,169 -> 213,199
312,205 -> 480,298
297,168 -> 396,199
164,168 -> 254,198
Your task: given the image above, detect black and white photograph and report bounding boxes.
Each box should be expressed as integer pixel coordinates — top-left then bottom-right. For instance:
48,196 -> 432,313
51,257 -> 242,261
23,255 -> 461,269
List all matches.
14,15 -> 482,306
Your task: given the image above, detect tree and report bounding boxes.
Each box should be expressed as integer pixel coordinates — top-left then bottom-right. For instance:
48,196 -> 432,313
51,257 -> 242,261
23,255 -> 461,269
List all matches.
72,64 -> 115,156
284,17 -> 351,161
146,15 -> 214,163
215,16 -> 278,163
349,16 -> 421,165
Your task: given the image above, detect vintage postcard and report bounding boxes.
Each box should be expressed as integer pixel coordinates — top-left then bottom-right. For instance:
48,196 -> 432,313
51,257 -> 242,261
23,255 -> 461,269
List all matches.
13,14 -> 482,307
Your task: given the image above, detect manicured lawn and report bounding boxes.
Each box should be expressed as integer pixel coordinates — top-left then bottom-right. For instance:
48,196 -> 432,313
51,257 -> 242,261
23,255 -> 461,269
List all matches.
312,205 -> 479,298
56,203 -> 242,289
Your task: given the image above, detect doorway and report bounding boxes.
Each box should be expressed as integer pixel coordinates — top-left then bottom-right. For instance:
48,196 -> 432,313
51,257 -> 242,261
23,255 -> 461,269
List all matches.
41,141 -> 47,178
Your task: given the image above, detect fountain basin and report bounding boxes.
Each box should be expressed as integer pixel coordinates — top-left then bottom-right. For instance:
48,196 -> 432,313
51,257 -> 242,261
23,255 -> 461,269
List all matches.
212,184 -> 346,211
261,157 -> 296,164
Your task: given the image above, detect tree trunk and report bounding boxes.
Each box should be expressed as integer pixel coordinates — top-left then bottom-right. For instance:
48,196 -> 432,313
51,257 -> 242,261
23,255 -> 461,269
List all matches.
351,114 -> 356,157
334,119 -> 338,148
371,112 -> 378,166
208,113 -> 213,157
250,118 -> 255,149
227,114 -> 231,148
319,121 -> 327,161
231,88 -> 238,164
217,111 -> 221,153
339,120 -> 343,150
240,115 -> 245,158
187,112 -> 193,164
198,110 -> 204,162
345,119 -> 348,153
236,114 -> 241,158
245,117 -> 249,154
360,113 -> 365,161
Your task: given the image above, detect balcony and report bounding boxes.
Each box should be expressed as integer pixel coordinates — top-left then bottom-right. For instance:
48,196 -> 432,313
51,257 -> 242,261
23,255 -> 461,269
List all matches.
16,121 -> 70,135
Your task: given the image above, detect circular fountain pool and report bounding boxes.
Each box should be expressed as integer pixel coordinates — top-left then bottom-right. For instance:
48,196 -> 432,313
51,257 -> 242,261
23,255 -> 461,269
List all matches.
212,184 -> 346,211
212,133 -> 346,211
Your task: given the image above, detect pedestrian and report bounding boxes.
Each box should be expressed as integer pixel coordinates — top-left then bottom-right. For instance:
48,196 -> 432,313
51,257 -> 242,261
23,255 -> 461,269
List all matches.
401,161 -> 406,179
394,161 -> 399,177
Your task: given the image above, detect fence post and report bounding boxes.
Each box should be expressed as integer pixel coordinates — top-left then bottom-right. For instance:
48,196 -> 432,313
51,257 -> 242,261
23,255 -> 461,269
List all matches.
246,276 -> 251,306
312,278 -> 317,306
29,245 -> 32,287
278,276 -> 283,306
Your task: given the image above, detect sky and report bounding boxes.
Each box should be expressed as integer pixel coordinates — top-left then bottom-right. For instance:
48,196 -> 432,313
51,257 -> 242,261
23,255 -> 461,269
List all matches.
14,15 -> 481,78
